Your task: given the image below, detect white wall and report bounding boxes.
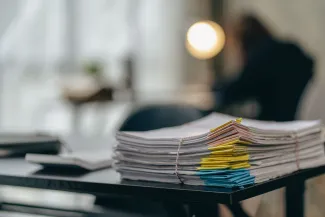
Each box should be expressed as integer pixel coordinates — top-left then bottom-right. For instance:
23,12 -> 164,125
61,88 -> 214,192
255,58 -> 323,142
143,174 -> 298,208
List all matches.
224,0 -> 325,121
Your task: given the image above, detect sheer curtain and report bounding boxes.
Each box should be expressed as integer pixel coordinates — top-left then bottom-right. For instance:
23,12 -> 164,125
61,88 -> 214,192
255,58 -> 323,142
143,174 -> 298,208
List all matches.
0,0 -> 65,130
0,0 -> 189,132
0,0 -> 131,131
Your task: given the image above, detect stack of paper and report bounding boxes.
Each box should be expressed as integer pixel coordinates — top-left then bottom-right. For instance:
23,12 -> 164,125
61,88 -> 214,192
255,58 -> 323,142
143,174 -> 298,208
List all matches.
114,113 -> 325,188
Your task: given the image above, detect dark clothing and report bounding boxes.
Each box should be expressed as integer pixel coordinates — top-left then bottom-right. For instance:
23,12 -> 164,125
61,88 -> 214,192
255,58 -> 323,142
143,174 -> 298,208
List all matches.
218,38 -> 314,121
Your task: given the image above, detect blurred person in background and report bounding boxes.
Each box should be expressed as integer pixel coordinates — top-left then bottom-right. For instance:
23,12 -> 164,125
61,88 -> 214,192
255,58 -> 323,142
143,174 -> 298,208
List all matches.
214,14 -> 314,121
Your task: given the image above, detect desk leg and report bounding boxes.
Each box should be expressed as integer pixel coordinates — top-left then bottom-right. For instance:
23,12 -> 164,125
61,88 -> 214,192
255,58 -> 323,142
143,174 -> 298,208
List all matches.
227,203 -> 250,217
163,202 -> 187,217
286,180 -> 305,217
189,203 -> 220,217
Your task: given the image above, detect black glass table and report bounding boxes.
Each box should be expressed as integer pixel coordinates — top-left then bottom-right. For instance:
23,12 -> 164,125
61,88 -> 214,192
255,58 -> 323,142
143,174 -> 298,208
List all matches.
0,158 -> 324,217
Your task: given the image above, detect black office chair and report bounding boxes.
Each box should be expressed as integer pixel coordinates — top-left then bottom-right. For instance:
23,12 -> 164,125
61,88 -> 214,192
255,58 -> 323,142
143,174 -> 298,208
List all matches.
119,104 -> 204,131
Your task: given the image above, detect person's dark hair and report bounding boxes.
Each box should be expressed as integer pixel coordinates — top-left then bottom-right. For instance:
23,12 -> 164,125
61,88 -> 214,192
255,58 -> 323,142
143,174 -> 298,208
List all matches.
235,14 -> 272,55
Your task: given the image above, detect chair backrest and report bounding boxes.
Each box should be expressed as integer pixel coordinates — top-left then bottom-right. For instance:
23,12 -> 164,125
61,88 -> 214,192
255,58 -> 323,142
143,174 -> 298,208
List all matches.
119,104 -> 205,131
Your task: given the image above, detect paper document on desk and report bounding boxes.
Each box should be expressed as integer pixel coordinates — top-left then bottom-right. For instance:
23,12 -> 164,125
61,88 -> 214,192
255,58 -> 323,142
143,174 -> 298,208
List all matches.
114,112 -> 325,188
26,150 -> 113,171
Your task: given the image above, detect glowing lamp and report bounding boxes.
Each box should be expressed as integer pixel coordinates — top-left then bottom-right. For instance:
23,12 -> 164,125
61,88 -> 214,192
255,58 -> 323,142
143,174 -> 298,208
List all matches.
186,21 -> 225,59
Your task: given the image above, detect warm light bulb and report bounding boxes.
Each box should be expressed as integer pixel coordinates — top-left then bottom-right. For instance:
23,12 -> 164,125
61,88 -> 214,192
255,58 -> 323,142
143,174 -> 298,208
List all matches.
186,21 -> 225,59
